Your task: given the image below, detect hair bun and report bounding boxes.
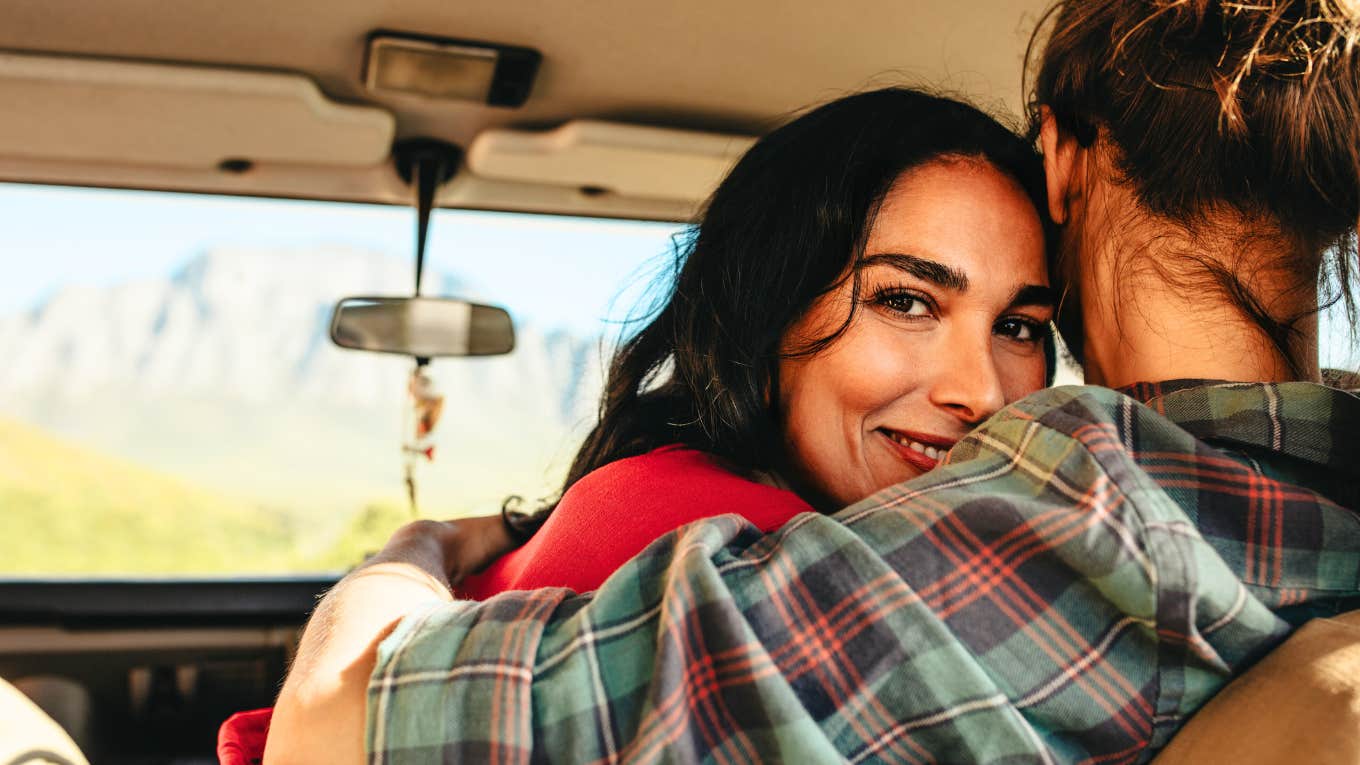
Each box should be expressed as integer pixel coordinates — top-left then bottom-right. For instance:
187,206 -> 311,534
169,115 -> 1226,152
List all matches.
1144,1 -> 1360,75
1110,0 -> 1360,128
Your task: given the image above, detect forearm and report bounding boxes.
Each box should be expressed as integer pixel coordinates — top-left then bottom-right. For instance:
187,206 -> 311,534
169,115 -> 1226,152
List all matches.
266,533 -> 454,764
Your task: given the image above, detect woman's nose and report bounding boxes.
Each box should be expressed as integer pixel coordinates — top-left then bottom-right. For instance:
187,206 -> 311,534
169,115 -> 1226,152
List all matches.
927,335 -> 1005,425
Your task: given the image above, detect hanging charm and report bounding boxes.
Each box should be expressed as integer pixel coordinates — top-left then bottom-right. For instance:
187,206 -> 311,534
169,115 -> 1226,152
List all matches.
402,363 -> 444,516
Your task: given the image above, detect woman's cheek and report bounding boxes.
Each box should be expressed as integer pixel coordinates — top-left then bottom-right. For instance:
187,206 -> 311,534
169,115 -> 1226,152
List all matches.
999,350 -> 1047,401
846,323 -> 928,401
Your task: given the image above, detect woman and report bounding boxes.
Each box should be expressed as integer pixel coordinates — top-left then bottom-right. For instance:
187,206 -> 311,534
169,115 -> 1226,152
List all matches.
456,87 -> 1055,597
269,1 -> 1360,763
226,85 -> 1054,761
226,86 -> 1054,762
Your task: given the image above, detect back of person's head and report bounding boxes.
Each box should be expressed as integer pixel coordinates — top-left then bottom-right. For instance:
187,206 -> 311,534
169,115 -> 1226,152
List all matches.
501,87 -> 1050,531
1029,0 -> 1360,371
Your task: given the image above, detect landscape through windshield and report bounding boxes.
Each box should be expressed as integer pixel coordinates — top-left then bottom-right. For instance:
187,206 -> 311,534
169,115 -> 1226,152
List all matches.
0,183 -> 684,576
3,182 -> 1356,577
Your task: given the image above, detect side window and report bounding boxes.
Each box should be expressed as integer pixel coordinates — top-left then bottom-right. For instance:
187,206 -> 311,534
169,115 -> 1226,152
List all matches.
1321,278 -> 1360,372
0,183 -> 684,576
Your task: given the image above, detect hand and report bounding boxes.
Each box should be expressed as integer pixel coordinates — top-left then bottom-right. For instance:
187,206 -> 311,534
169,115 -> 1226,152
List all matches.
436,513 -> 519,586
369,514 -> 518,589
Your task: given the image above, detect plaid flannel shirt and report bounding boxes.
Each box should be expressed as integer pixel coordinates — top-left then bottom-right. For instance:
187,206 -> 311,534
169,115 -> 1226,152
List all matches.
367,381 -> 1360,764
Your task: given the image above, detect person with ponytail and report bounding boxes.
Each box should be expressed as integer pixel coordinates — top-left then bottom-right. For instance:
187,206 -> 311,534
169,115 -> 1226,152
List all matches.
270,3 -> 1360,762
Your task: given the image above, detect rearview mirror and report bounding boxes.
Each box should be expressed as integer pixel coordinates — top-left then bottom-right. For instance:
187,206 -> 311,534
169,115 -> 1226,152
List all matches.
329,296 -> 515,357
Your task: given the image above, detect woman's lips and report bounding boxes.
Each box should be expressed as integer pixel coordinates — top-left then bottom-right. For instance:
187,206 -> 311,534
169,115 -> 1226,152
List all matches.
877,428 -> 957,473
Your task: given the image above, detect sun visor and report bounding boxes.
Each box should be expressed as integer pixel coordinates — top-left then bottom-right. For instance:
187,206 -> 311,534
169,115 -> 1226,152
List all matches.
466,120 -> 756,204
0,52 -> 395,170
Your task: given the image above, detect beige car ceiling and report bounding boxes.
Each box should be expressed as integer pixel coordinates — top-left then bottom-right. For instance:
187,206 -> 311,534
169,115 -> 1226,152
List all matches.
0,0 -> 1054,220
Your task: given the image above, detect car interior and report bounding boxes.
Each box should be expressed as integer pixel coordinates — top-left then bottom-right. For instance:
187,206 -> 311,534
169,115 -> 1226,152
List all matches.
7,0 -> 1320,762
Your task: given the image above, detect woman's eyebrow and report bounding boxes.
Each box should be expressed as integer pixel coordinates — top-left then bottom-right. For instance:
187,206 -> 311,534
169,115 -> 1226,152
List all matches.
859,253 -> 969,292
1009,284 -> 1057,308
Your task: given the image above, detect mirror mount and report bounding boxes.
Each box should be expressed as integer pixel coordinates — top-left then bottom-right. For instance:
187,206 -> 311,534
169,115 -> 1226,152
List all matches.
393,138 -> 464,366
394,138 -> 462,189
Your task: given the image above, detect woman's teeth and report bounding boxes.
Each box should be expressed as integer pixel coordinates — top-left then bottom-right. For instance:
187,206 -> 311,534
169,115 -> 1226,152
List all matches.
885,432 -> 942,460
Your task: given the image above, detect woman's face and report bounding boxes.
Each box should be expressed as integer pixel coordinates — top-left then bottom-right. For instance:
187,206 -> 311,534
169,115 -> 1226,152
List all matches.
778,158 -> 1052,508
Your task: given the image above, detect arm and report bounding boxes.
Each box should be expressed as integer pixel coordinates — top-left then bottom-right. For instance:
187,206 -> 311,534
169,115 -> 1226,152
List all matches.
265,516 -> 515,765
365,388 -> 1289,762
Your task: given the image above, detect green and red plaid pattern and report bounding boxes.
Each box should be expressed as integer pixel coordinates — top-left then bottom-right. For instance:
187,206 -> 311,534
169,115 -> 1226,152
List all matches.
367,381 -> 1360,764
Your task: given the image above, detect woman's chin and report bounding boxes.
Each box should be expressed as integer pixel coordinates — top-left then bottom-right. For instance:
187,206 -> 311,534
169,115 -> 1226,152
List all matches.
884,463 -> 927,489
859,460 -> 928,501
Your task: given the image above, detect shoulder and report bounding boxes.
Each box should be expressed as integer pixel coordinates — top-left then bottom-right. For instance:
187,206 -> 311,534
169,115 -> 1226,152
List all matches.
926,385 -> 1124,470
836,384 -> 1184,553
1007,384 -> 1141,432
573,444 -> 713,481
941,384 -> 1184,471
559,446 -> 811,534
563,443 -> 761,498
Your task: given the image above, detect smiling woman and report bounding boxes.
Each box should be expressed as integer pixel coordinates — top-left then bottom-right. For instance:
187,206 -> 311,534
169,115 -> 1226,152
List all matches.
779,158 -> 1052,508
263,84 -> 1060,762
454,87 -> 1056,598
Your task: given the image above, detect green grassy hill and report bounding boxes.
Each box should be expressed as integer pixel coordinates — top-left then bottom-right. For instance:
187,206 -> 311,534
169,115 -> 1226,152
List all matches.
0,415 -> 302,575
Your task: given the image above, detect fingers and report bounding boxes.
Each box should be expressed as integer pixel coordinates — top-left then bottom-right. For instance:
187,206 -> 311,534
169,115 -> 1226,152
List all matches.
389,519 -> 459,546
379,516 -> 517,589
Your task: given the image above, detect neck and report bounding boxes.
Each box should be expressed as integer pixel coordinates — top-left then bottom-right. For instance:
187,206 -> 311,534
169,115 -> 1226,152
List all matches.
1075,213 -> 1321,388
1082,297 -> 1318,388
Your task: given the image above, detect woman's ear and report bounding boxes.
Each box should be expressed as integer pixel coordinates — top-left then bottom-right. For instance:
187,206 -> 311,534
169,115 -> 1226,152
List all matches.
1039,107 -> 1081,226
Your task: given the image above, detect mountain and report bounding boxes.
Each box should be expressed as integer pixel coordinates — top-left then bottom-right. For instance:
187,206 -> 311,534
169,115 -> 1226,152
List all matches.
0,247 -> 611,546
0,246 -> 591,410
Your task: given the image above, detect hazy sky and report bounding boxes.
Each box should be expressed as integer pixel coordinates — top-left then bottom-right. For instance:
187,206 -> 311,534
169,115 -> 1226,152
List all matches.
1,181 -> 1356,368
0,182 -> 686,336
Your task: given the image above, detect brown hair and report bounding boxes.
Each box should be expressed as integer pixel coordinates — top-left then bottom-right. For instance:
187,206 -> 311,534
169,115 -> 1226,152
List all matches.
1029,0 -> 1360,372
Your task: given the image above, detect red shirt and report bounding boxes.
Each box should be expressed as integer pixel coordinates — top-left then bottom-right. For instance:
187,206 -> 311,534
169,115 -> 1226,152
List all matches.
218,445 -> 809,763
218,707 -> 271,764
458,445 -> 813,597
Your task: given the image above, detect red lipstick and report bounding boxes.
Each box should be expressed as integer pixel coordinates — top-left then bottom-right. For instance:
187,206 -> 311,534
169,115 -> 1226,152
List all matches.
876,428 -> 958,473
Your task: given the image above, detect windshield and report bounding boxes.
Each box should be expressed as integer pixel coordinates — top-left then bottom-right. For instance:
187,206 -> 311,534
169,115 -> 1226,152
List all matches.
0,183 -> 684,577
3,183 -> 1356,578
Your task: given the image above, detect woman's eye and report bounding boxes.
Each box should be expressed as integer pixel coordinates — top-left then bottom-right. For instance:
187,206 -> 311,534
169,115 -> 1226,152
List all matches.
876,291 -> 932,317
995,318 -> 1045,343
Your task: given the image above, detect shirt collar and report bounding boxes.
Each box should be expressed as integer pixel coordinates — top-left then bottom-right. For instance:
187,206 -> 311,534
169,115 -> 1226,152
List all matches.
1116,378 -> 1360,473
